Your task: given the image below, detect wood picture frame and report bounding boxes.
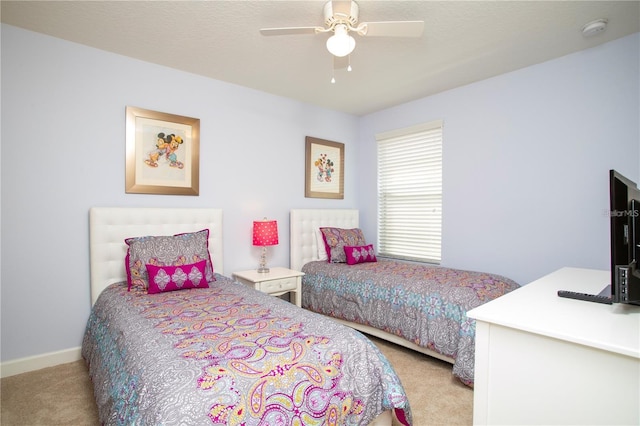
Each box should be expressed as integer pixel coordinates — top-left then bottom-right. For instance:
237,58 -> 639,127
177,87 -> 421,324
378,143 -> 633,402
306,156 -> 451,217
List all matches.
125,106 -> 200,195
305,136 -> 344,199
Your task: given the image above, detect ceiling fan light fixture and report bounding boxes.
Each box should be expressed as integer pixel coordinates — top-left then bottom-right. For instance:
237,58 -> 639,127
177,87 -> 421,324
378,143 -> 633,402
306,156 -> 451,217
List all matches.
326,24 -> 356,57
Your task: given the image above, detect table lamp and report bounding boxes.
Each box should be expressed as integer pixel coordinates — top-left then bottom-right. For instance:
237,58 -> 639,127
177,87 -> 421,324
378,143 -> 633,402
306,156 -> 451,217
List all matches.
252,218 -> 278,273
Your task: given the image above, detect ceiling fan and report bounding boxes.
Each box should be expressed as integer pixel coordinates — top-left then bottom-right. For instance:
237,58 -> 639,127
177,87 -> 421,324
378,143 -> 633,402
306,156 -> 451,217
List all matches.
260,0 -> 425,58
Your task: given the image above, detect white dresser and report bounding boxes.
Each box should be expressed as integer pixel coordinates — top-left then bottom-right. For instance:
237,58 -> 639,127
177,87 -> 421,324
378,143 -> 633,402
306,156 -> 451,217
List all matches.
467,267 -> 640,425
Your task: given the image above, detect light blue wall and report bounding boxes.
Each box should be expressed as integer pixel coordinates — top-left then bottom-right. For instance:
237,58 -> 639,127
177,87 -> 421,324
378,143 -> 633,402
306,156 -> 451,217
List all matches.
2,23 -> 638,363
358,32 -> 640,286
0,24 -> 359,362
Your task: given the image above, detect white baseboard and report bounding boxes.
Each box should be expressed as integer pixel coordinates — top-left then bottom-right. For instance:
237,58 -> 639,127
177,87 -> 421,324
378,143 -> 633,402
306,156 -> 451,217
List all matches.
0,347 -> 82,378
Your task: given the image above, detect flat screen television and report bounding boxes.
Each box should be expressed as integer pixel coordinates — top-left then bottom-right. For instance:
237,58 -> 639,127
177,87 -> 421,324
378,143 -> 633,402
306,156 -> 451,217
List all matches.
609,169 -> 640,305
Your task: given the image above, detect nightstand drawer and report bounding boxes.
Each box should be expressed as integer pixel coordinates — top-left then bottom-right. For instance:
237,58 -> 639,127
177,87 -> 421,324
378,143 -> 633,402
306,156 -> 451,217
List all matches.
258,277 -> 298,293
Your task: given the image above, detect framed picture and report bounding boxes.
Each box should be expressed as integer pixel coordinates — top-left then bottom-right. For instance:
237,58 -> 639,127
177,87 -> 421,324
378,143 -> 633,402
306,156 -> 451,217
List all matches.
125,106 -> 200,195
305,136 -> 344,199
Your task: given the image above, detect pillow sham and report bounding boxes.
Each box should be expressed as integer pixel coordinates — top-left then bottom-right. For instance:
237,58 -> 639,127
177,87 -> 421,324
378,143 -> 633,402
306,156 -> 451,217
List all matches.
320,227 -> 367,263
315,228 -> 328,261
344,244 -> 377,265
125,229 -> 215,290
146,260 -> 208,294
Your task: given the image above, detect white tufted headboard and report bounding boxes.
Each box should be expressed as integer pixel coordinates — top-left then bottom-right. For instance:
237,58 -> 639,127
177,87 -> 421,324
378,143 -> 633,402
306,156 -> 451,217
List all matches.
89,207 -> 224,305
289,209 -> 359,271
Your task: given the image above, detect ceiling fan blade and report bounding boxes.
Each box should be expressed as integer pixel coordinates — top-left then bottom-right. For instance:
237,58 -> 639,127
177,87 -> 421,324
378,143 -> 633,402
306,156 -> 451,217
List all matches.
359,21 -> 425,37
260,27 -> 322,36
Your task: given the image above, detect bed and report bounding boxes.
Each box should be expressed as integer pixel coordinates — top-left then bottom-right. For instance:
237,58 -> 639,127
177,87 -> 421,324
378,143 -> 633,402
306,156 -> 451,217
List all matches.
82,207 -> 412,426
290,209 -> 520,386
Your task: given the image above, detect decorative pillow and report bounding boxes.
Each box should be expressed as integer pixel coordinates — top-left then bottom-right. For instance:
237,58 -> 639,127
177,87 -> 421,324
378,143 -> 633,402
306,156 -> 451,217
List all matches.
125,229 -> 215,290
146,260 -> 208,294
344,244 -> 377,265
320,227 -> 367,263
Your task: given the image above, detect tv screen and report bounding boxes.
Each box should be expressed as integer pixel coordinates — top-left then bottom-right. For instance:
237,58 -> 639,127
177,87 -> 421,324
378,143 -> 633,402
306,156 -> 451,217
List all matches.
609,170 -> 640,305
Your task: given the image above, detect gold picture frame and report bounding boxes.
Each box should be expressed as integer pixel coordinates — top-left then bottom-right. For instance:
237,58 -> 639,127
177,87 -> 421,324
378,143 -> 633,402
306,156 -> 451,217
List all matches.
305,136 -> 344,199
125,106 -> 200,195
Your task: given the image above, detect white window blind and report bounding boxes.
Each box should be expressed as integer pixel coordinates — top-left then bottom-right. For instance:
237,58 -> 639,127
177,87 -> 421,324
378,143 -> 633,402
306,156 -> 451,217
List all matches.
376,120 -> 443,263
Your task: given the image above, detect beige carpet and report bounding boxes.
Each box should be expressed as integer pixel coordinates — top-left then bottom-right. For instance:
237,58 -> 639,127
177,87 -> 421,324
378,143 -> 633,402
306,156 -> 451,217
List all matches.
1,335 -> 472,425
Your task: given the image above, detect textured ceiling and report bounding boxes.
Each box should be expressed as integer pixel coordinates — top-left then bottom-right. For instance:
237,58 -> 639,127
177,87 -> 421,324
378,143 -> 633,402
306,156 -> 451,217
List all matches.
2,1 -> 639,116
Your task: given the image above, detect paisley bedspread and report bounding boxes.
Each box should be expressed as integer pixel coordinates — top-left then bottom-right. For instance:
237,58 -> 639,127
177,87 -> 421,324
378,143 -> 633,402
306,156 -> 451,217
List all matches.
301,260 -> 520,386
82,273 -> 411,425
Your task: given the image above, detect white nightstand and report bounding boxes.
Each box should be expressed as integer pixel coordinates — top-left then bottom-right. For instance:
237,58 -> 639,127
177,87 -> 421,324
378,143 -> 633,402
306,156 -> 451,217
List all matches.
232,267 -> 305,307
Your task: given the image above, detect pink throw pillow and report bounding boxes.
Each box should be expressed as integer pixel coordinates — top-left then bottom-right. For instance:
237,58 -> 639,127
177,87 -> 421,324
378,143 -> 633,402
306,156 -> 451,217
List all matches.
146,260 -> 209,294
344,244 -> 377,265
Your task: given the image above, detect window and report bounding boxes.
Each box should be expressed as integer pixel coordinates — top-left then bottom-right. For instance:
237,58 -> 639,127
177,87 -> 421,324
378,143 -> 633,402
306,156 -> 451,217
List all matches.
376,120 -> 443,263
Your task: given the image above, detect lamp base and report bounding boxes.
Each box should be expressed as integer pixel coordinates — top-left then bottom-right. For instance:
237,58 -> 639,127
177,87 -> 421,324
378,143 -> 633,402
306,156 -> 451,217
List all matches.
257,246 -> 270,273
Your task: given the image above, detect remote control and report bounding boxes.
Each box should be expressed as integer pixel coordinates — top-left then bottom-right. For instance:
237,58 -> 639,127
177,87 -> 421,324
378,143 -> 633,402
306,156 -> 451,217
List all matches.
557,290 -> 612,305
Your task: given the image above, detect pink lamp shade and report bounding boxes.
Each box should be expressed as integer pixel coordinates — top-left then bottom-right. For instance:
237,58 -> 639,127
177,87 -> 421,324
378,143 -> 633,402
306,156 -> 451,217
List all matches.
252,220 -> 279,247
